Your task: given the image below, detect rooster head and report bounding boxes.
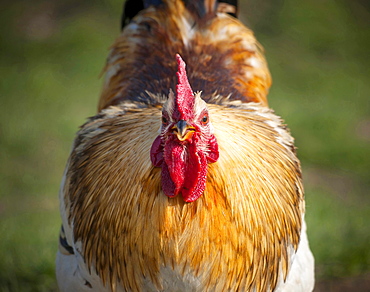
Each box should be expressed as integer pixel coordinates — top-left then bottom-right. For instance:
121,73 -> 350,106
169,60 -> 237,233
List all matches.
150,54 -> 219,202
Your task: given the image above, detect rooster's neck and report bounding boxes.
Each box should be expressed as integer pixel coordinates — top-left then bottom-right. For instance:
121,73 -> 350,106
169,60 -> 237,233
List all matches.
67,103 -> 303,291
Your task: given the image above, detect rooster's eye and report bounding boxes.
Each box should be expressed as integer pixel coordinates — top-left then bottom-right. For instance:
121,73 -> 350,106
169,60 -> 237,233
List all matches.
201,115 -> 209,125
162,116 -> 168,124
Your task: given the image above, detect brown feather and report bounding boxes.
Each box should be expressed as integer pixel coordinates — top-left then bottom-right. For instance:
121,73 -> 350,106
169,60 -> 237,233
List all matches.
65,100 -> 303,291
98,0 -> 270,111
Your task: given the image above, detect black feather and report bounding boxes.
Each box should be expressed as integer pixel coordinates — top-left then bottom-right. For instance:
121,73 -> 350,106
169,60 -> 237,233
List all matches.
121,0 -> 238,30
121,0 -> 144,30
59,225 -> 74,255
143,0 -> 163,7
121,0 -> 163,30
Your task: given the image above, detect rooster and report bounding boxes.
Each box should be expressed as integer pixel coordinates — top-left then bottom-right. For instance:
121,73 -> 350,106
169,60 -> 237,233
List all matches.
56,0 -> 315,291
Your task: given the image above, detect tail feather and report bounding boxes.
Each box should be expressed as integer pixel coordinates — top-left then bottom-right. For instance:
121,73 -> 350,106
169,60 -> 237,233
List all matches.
218,0 -> 238,17
177,0 -> 238,18
121,0 -> 238,29
122,0 -> 164,29
181,0 -> 238,17
121,0 -> 144,29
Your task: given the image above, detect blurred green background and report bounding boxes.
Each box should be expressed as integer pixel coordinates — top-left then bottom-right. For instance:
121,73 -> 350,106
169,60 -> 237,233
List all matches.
0,0 -> 369,291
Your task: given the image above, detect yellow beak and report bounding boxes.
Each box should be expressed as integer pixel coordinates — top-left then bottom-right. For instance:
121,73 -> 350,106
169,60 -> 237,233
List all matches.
172,120 -> 195,141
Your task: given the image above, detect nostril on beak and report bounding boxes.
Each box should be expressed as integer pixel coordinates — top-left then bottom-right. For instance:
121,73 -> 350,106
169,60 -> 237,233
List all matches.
176,120 -> 188,137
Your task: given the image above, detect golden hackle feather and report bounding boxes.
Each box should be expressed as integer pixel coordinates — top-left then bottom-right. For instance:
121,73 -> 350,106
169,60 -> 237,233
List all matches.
65,100 -> 303,291
98,0 -> 271,111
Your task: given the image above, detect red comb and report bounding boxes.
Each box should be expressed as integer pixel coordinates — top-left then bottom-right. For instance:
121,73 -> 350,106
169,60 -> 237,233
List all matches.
175,54 -> 194,120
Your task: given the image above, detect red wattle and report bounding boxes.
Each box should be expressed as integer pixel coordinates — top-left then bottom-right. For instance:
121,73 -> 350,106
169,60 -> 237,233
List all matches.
206,134 -> 219,163
150,135 -> 164,167
162,134 -> 208,202
161,162 -> 176,197
181,142 -> 208,202
165,141 -> 186,195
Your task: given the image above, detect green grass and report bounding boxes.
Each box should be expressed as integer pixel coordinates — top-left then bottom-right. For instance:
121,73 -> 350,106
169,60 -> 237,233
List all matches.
304,168 -> 370,279
1,0 -> 369,290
